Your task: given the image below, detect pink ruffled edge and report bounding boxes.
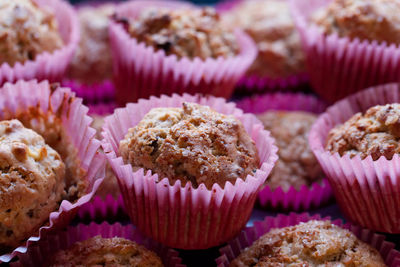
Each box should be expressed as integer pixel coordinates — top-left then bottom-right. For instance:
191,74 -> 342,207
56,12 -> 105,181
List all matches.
76,194 -> 125,221
290,0 -> 400,103
0,80 -> 105,262
309,83 -> 400,233
236,93 -> 331,211
13,222 -> 185,267
216,212 -> 400,266
0,0 -> 79,85
62,80 -> 115,104
102,93 -> 278,249
109,0 -> 257,104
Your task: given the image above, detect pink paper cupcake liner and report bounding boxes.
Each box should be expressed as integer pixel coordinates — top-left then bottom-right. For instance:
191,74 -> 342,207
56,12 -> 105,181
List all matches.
291,0 -> 400,103
77,194 -> 126,222
236,93 -> 332,211
0,80 -> 105,262
62,80 -> 115,104
88,102 -> 116,116
0,0 -> 79,86
13,222 -> 185,267
109,0 -> 257,105
216,212 -> 400,266
310,83 -> 400,233
102,94 -> 278,249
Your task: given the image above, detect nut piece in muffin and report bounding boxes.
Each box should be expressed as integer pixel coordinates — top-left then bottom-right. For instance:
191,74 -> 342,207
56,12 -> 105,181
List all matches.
257,111 -> 323,191
0,0 -> 63,67
119,102 -> 259,190
311,0 -> 400,45
222,0 -> 304,78
326,104 -> 400,160
68,4 -> 114,84
49,235 -> 163,267
230,220 -> 386,267
118,7 -> 239,60
0,120 -> 65,252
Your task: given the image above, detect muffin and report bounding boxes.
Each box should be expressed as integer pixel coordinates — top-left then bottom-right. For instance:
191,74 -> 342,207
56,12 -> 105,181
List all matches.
326,104 -> 400,161
230,220 -> 386,266
0,0 -> 63,67
68,4 -> 114,84
119,102 -> 260,190
49,235 -> 163,267
311,0 -> 400,45
257,111 -> 323,191
120,6 -> 239,60
0,119 -> 65,251
222,0 -> 304,78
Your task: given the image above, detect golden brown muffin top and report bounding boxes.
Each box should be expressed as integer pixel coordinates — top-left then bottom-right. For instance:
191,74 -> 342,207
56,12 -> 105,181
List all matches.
120,7 -> 239,60
311,0 -> 400,45
230,220 -> 386,267
68,4 -> 114,84
326,104 -> 400,160
223,0 -> 304,78
0,0 -> 63,66
119,102 -> 260,190
257,111 -> 323,191
0,119 -> 65,251
49,236 -> 163,267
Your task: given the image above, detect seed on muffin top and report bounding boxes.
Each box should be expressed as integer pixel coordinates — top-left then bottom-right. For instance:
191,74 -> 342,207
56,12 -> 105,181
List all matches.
119,102 -> 260,190
0,0 -> 63,67
117,7 -> 239,60
326,104 -> 400,160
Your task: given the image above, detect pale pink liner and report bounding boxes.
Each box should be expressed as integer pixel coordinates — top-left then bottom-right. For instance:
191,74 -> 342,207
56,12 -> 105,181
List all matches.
13,222 -> 185,267
0,80 -> 105,262
0,0 -> 79,85
102,94 -> 278,249
62,79 -> 115,104
310,83 -> 400,233
109,0 -> 257,105
216,212 -> 400,266
291,0 -> 400,103
236,93 -> 331,210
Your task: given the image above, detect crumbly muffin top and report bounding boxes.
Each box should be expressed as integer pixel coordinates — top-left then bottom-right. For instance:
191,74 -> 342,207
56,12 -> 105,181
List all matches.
120,7 -> 239,60
0,120 -> 65,251
230,220 -> 386,267
311,0 -> 400,45
68,4 -> 114,84
223,0 -> 304,78
119,102 -> 260,189
257,111 -> 323,191
49,236 -> 163,267
0,0 -> 63,66
326,104 -> 400,160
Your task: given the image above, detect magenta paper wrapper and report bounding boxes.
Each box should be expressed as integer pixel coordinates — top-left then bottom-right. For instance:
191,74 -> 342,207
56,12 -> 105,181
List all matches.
291,0 -> 400,103
88,102 -> 116,116
62,80 -> 115,104
0,80 -> 105,262
13,222 -> 184,267
102,94 -> 278,249
236,93 -> 332,211
77,194 -> 126,222
0,0 -> 79,86
310,83 -> 400,233
216,212 -> 400,266
109,0 -> 257,105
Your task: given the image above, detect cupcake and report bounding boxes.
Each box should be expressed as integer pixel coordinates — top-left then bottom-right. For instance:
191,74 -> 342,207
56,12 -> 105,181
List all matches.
109,1 -> 257,104
292,0 -> 400,103
221,0 -> 307,93
0,0 -> 79,85
102,94 -> 278,249
309,83 -> 400,233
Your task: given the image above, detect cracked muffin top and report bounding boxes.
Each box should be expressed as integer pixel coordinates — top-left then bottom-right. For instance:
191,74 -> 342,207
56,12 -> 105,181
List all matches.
119,7 -> 239,60
230,220 -> 386,267
257,111 -> 323,191
49,236 -> 163,267
311,0 -> 400,45
0,120 -> 65,252
326,104 -> 400,160
222,0 -> 304,78
0,0 -> 63,67
119,102 -> 260,190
